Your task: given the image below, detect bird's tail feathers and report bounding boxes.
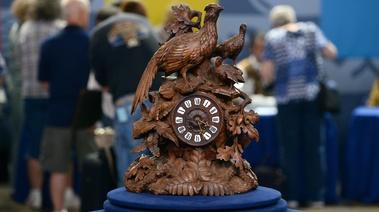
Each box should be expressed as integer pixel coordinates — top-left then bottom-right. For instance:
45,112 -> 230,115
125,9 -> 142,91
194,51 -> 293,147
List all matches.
131,58 -> 158,114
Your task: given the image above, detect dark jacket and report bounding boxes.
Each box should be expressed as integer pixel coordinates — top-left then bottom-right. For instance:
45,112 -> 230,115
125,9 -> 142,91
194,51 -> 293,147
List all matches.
90,13 -> 161,102
38,25 -> 90,127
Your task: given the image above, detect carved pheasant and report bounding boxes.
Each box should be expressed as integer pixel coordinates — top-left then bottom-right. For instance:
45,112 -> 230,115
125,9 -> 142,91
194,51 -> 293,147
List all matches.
131,4 -> 223,113
214,56 -> 244,86
214,24 -> 247,64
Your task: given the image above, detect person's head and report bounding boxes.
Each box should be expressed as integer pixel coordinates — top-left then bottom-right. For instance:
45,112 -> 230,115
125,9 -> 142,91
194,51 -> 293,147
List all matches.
269,5 -> 296,28
120,1 -> 147,17
11,0 -> 34,23
250,32 -> 265,59
61,0 -> 89,28
95,6 -> 120,25
30,0 -> 61,21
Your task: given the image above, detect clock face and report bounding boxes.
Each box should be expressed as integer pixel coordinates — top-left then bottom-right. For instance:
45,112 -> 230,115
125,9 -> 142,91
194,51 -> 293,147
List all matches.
172,93 -> 223,146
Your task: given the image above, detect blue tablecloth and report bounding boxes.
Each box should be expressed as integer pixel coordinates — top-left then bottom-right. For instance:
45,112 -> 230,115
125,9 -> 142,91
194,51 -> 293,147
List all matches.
244,111 -> 339,203
342,107 -> 379,203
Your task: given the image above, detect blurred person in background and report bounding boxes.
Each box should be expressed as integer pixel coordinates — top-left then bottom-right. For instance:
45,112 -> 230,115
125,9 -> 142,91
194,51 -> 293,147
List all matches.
16,0 -> 63,209
261,5 -> 337,208
8,0 -> 34,154
0,53 -> 12,183
94,5 -> 120,25
86,5 -> 120,127
91,0 -> 160,185
38,0 -> 97,211
237,32 -> 271,95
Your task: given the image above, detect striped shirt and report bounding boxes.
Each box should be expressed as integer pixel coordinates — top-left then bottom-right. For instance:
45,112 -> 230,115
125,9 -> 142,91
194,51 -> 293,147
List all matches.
18,20 -> 63,98
263,22 -> 328,104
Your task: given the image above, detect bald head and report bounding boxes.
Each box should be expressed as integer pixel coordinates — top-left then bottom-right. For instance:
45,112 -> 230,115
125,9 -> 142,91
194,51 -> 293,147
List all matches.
61,0 -> 89,28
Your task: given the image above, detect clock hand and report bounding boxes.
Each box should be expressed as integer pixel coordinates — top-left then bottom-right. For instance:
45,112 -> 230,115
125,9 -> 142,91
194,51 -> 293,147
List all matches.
199,119 -> 209,128
196,119 -> 206,134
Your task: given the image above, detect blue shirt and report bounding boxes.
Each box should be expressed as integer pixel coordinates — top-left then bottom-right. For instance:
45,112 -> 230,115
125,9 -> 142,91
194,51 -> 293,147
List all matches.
38,25 -> 90,127
263,22 -> 328,104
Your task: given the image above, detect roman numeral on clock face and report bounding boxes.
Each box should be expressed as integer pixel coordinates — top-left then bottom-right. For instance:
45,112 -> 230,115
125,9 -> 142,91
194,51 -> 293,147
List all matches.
203,100 -> 211,108
194,135 -> 201,142
184,132 -> 192,140
212,116 -> 220,123
203,132 -> 211,140
177,107 -> 185,115
178,126 -> 186,134
210,126 -> 217,134
175,117 -> 183,124
194,98 -> 201,105
209,106 -> 217,114
184,100 -> 192,108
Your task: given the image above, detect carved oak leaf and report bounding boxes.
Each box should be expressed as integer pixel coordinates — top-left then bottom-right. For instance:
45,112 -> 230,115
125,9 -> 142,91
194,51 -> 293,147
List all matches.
228,140 -> 248,170
213,87 -> 239,98
244,111 -> 259,125
133,120 -> 156,139
216,145 -> 234,161
146,132 -> 160,157
149,101 -> 176,120
155,121 -> 179,146
159,80 -> 176,99
243,125 -> 259,141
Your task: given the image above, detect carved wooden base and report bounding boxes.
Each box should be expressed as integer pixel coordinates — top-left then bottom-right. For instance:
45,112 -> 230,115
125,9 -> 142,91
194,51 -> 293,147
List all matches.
124,143 -> 258,196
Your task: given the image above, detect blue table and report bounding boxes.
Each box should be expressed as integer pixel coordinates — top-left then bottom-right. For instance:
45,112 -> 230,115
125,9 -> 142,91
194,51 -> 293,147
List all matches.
243,110 -> 339,203
342,107 -> 379,203
103,187 -> 293,211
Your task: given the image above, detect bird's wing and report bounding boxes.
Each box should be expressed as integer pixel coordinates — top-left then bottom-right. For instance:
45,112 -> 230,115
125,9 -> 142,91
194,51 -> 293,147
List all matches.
155,35 -> 200,71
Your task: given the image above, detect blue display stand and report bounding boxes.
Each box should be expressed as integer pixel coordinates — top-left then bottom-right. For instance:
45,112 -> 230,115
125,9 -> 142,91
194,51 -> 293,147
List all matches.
103,186 -> 293,211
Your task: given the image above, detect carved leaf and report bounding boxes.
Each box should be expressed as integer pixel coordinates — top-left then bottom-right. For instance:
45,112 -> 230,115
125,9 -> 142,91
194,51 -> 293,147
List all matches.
244,111 -> 259,125
133,120 -> 155,138
159,81 -> 176,99
212,87 -> 239,98
157,101 -> 176,120
216,146 -> 233,161
155,121 -> 179,146
132,143 -> 147,153
246,125 -> 259,141
145,133 -> 160,157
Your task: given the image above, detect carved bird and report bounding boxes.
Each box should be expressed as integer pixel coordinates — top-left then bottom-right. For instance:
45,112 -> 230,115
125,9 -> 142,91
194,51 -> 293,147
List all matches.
131,4 -> 224,113
214,56 -> 244,86
213,24 -> 247,64
164,4 -> 202,41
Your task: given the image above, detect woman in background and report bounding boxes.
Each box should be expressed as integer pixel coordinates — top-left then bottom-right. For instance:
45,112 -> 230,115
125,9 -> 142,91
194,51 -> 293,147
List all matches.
17,0 -> 63,209
261,5 -> 337,208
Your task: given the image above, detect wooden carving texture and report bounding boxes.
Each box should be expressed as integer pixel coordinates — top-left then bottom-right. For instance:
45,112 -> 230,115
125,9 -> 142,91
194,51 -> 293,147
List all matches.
125,4 -> 260,196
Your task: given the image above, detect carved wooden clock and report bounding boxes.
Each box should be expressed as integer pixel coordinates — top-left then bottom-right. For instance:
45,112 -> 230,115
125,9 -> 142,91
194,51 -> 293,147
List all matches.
172,93 -> 223,146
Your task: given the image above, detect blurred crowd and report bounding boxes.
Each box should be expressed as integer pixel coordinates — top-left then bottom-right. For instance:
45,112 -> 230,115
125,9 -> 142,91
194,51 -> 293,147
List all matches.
4,0 -> 374,211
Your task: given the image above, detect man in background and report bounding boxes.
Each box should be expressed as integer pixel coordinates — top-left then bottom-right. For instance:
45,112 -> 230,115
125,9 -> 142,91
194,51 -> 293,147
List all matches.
38,0 -> 97,211
90,0 -> 161,185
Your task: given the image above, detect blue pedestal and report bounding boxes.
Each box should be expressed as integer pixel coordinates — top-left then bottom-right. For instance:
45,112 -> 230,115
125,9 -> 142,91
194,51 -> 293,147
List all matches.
103,186 -> 292,211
